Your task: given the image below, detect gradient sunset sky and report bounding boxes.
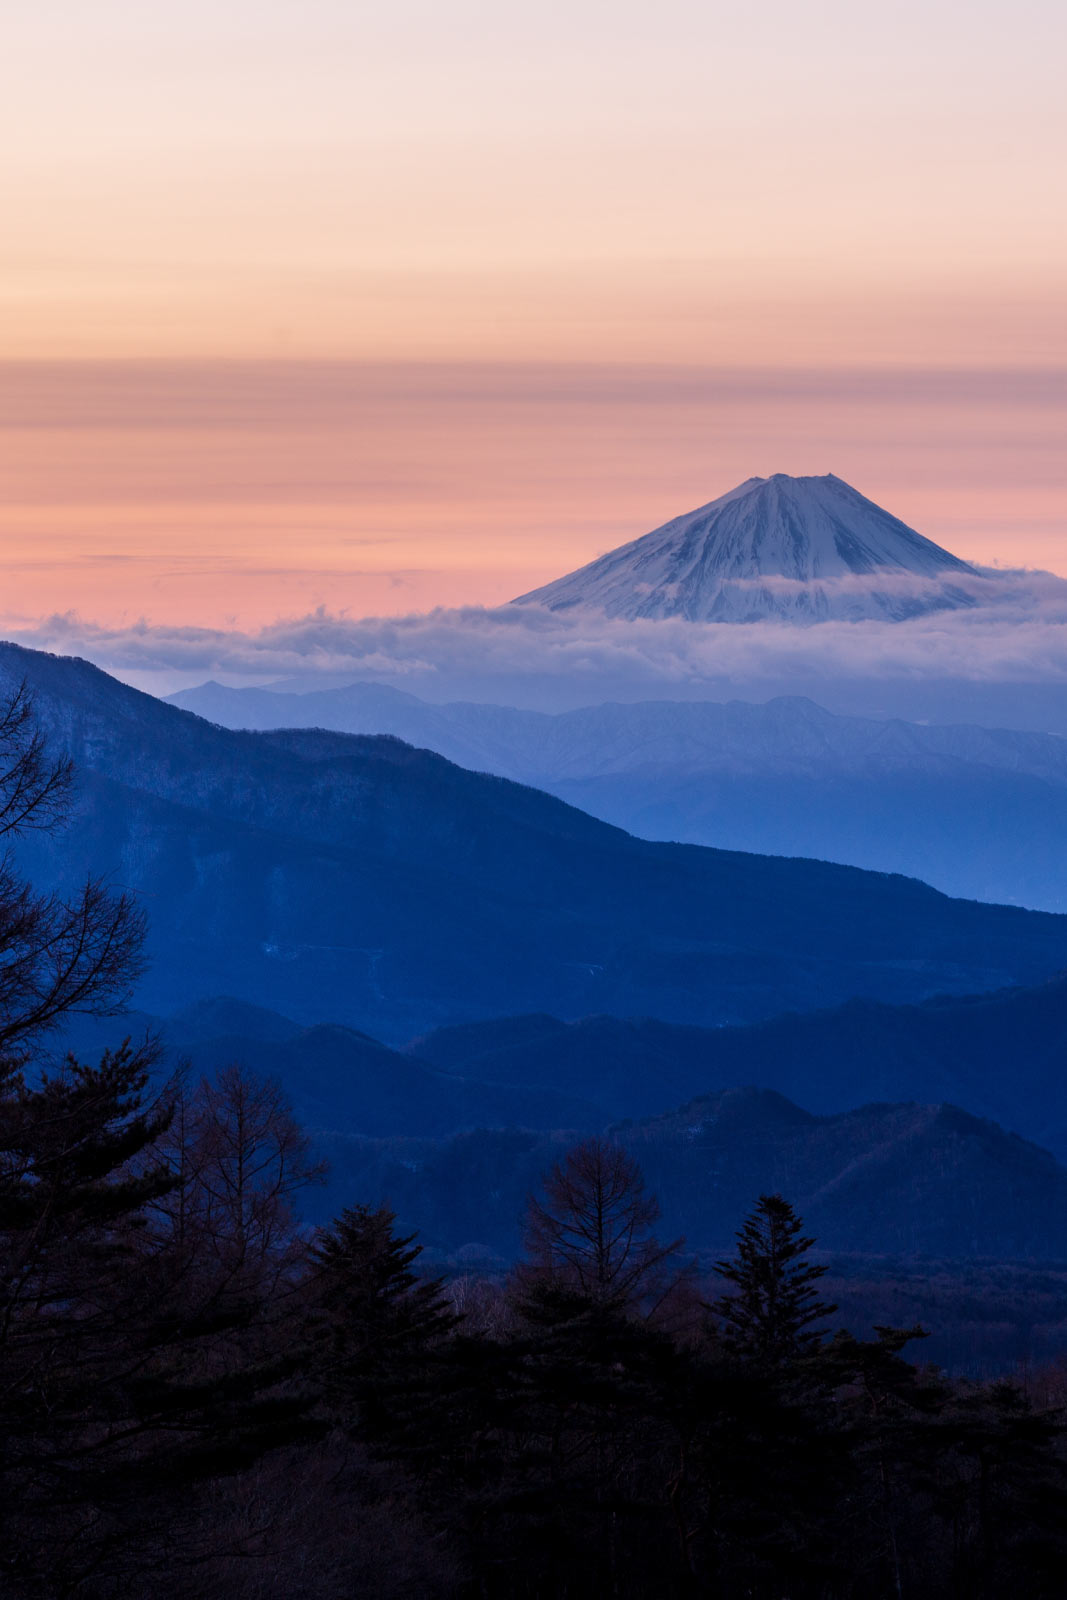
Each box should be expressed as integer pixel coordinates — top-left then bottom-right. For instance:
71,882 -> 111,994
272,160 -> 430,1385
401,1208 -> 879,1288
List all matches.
2,0 -> 1064,628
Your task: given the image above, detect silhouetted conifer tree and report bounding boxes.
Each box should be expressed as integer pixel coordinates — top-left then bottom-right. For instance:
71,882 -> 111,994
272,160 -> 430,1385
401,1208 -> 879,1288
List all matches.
712,1192 -> 836,1366
304,1201 -> 458,1478
309,1204 -> 455,1382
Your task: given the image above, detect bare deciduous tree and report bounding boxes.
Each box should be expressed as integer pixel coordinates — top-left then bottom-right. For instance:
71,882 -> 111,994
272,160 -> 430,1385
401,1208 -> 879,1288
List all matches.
0,681 -> 73,838
155,1064 -> 325,1297
520,1136 -> 684,1309
0,680 -> 146,1064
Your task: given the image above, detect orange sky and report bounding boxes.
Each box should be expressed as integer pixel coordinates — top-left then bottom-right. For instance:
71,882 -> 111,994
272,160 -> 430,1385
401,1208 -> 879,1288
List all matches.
1,1 -> 1064,625
1,362 -> 1062,627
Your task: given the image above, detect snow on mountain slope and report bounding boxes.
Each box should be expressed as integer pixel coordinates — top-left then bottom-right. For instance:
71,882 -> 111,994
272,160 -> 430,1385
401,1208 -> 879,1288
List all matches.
514,472 -> 984,622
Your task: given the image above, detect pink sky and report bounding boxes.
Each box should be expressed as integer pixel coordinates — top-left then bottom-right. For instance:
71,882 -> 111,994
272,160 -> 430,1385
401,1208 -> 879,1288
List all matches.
1,361 -> 1062,628
1,2 -> 1064,628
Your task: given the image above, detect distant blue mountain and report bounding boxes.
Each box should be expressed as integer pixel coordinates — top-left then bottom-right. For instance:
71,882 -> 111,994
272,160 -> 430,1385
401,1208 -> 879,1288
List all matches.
57,997 -> 599,1141
62,971 -> 1067,1164
169,679 -> 1067,910
412,974 -> 1067,1161
6,640 -> 1067,1042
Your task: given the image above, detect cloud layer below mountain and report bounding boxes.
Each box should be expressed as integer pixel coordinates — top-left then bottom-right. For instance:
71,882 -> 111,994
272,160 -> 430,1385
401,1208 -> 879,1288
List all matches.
9,566 -> 1067,711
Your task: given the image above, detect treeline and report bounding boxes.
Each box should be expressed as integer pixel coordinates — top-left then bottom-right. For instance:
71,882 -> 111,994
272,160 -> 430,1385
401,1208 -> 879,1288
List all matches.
6,1060 -> 1067,1600
2,687 -> 1067,1598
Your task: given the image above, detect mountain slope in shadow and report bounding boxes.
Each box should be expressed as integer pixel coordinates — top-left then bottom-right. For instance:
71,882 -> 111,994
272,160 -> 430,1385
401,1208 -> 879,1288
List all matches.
5,641 -> 1067,1041
169,679 -> 1067,910
413,974 -> 1067,1160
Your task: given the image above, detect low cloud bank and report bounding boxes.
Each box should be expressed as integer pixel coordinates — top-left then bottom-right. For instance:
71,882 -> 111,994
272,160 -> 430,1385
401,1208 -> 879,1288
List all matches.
8,568 -> 1067,704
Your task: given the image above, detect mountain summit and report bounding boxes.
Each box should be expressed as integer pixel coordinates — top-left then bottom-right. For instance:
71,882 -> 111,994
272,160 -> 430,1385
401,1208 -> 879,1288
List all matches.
515,473 -> 983,622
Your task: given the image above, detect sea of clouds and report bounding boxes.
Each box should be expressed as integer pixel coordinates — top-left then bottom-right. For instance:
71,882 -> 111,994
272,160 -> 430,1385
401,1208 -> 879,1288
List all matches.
8,567 -> 1067,706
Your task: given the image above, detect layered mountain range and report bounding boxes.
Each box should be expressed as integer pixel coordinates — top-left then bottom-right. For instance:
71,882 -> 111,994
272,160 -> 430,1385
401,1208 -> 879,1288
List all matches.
7,642 -> 1067,1042
17,633 -> 1067,1317
514,472 -> 986,622
409,974 -> 1067,1161
170,679 -> 1067,909
58,986 -> 1067,1269
62,970 -> 1067,1162
322,1091 -> 1067,1265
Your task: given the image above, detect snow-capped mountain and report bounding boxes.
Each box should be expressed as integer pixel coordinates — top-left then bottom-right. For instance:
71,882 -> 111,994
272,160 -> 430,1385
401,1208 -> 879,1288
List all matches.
514,472 -> 985,622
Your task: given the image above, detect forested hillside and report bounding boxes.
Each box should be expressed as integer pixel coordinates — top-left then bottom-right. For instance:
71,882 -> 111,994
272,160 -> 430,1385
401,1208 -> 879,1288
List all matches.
6,643 -> 1067,1042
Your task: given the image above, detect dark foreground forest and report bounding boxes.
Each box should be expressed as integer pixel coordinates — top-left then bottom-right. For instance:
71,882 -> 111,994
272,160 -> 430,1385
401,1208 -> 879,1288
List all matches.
3,684 -> 1067,1599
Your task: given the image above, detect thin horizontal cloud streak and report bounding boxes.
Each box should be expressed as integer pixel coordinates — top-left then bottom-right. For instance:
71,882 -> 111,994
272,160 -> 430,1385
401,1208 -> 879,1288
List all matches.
2,361 -> 1065,431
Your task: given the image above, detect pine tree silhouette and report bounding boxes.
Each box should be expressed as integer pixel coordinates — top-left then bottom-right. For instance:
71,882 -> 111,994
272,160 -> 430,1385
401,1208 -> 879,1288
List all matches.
712,1193 -> 836,1366
306,1204 -> 457,1433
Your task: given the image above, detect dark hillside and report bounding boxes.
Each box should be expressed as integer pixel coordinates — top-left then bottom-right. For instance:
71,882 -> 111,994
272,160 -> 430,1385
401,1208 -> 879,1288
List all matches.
413,977 -> 1067,1158
316,1088 -> 1067,1265
5,641 -> 1067,1039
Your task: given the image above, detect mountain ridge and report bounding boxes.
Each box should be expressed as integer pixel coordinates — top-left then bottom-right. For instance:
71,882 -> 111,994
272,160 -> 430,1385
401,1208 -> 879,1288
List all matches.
409,973 -> 1067,1158
5,639 -> 1067,1040
167,679 -> 1067,909
318,1084 -> 1067,1267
